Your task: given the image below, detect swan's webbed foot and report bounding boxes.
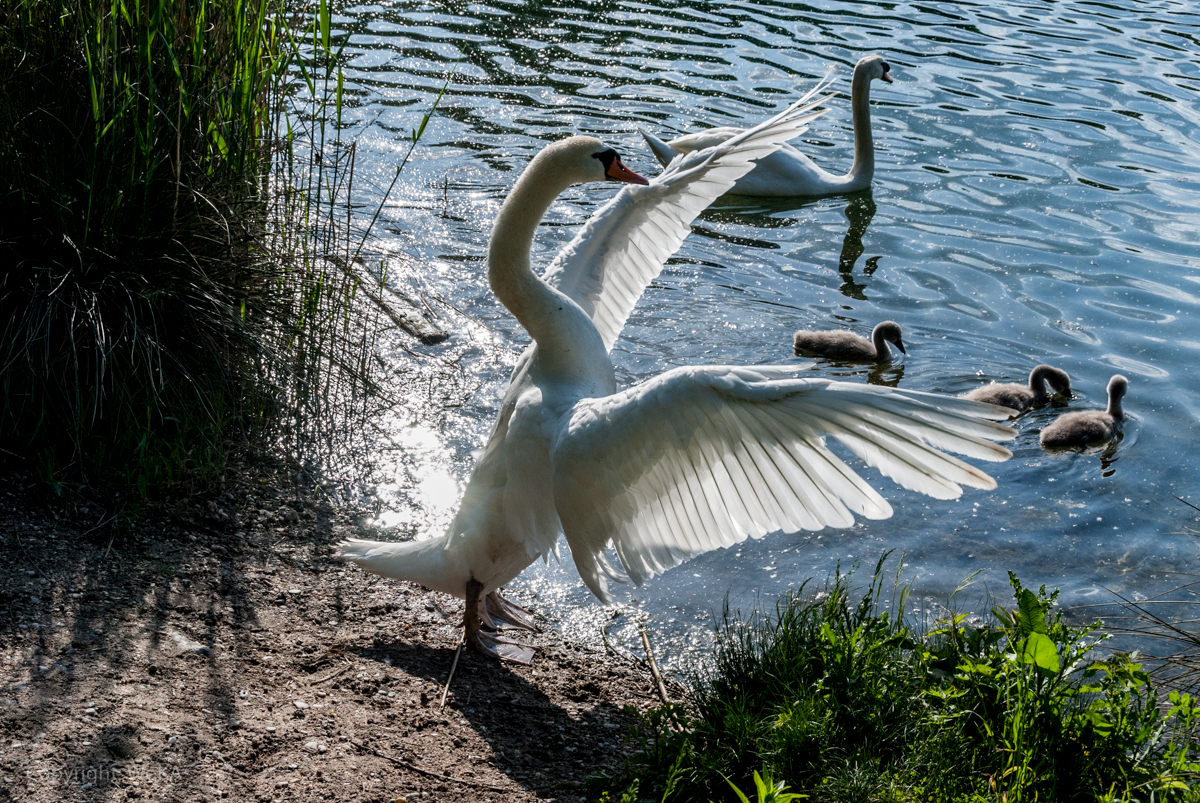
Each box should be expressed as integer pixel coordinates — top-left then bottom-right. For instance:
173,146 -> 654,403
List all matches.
469,630 -> 538,664
464,580 -> 538,664
482,589 -> 540,633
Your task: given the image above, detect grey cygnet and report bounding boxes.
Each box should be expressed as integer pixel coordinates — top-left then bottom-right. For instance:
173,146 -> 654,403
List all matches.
962,364 -> 1071,414
793,321 -> 905,363
1039,375 -> 1128,448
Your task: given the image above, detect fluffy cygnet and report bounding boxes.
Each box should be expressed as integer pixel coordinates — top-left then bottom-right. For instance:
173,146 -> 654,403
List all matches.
793,321 -> 906,363
962,364 -> 1072,414
1039,374 -> 1128,448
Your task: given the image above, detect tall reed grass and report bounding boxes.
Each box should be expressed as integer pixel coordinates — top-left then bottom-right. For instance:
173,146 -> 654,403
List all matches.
0,0 -> 396,494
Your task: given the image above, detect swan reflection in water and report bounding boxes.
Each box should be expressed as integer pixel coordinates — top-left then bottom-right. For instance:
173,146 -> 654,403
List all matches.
838,191 -> 877,300
867,361 -> 905,387
1098,435 -> 1124,477
824,362 -> 906,388
694,188 -> 879,303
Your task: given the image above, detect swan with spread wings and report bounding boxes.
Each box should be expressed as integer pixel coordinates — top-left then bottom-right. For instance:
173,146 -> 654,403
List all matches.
338,79 -> 1015,662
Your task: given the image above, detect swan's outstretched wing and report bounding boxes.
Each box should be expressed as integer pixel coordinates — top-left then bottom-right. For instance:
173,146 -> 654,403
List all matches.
543,75 -> 834,352
551,366 -> 1016,601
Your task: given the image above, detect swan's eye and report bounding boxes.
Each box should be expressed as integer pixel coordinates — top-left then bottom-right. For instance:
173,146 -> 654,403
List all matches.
881,61 -> 890,72
592,149 -> 618,172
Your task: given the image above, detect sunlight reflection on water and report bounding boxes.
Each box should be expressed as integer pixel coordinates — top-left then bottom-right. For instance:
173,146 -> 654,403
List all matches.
326,0 -> 1200,667
368,424 -> 462,534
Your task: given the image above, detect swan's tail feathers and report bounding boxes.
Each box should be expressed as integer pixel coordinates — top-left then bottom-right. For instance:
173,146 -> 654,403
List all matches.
640,128 -> 683,169
336,537 -> 455,595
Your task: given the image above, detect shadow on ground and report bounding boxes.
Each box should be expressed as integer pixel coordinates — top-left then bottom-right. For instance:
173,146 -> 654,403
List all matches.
0,466 -> 658,803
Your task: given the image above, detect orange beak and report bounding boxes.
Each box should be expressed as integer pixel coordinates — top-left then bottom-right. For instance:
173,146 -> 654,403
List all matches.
606,157 -> 649,185
881,71 -> 893,84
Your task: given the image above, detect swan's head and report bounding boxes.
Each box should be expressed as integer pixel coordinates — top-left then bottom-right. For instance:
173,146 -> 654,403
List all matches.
544,135 -> 650,186
1048,369 -> 1072,396
855,54 -> 893,84
873,321 -> 906,354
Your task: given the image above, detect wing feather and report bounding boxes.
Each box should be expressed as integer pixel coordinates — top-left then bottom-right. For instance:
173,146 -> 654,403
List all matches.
687,411 -> 746,545
552,367 -> 1015,601
741,403 -> 844,528
543,76 -> 834,351
668,454 -> 707,554
779,397 -> 1010,495
708,402 -> 772,534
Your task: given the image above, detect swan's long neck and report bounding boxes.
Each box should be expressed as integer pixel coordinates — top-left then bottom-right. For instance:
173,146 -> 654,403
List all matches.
871,325 -> 889,360
1028,365 -> 1052,400
1107,386 -> 1126,419
487,150 -> 576,345
847,69 -> 875,186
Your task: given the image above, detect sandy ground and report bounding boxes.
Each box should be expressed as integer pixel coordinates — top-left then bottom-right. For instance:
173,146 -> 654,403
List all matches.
0,470 -> 672,803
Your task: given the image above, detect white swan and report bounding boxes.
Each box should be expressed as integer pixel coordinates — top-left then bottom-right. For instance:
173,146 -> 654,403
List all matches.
339,89 -> 1015,663
1040,375 -> 1127,448
640,54 -> 892,197
962,365 -> 1072,414
793,321 -> 905,363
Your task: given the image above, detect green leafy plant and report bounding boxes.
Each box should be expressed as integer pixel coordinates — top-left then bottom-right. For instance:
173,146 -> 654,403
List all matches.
922,572 -> 1200,801
720,770 -> 807,803
605,557 -> 1200,802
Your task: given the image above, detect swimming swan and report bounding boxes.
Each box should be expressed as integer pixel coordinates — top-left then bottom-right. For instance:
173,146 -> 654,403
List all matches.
640,54 -> 892,197
338,93 -> 1015,664
1040,375 -> 1127,448
793,321 -> 905,363
962,364 -> 1072,414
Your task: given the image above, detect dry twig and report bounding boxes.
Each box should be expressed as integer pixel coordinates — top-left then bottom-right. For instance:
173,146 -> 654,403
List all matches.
640,626 -> 671,706
310,665 -> 350,685
351,740 -> 517,794
439,638 -> 465,709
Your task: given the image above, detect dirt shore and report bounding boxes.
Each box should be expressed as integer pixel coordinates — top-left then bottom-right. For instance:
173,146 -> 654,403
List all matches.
0,470 -> 669,803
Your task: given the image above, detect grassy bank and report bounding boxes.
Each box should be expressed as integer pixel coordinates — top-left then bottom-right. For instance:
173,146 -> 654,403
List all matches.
601,557 -> 1200,802
0,0 -> 379,497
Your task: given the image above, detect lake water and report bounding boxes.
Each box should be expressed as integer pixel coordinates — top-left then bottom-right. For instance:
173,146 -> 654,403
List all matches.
328,0 -> 1200,665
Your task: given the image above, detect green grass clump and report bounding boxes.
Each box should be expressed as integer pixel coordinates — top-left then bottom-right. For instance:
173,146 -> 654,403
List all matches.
603,556 -> 1200,802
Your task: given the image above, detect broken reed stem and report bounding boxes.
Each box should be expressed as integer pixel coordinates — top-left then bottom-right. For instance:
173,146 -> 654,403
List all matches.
439,637 -> 465,709
640,626 -> 671,706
